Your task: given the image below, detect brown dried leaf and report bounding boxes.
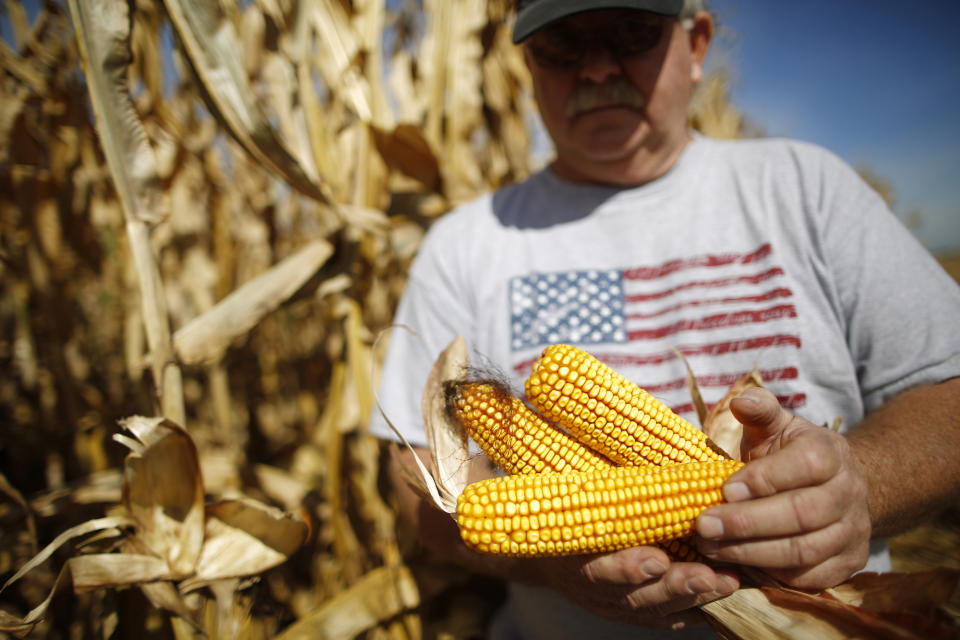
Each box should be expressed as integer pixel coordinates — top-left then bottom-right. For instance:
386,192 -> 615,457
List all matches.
306,0 -> 375,124
138,581 -> 201,629
68,553 -> 174,592
65,0 -> 165,225
672,347 -> 709,426
162,0 -> 331,202
0,610 -> 34,638
371,123 -> 441,191
254,464 -> 312,511
180,497 -> 307,591
701,587 -> 855,639
173,239 -> 333,365
119,417 -> 204,579
66,0 -> 185,422
702,366 -> 765,460
702,569 -> 960,640
761,583 -> 958,640
0,471 -> 37,554
0,523 -> 138,637
1,516 -> 133,594
387,49 -> 422,124
0,550 -> 191,636
273,565 -> 420,640
826,568 -> 960,621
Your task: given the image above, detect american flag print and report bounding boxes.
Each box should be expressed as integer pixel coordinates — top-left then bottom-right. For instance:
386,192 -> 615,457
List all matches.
508,243 -> 807,416
509,269 -> 627,349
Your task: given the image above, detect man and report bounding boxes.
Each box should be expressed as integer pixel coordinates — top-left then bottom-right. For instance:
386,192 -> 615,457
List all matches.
370,0 -> 960,637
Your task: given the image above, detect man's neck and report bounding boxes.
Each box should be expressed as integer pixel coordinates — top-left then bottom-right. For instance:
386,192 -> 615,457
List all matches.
550,132 -> 693,187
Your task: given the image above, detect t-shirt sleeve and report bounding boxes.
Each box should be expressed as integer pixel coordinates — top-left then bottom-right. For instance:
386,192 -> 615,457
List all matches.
368,217 -> 476,447
816,151 -> 960,411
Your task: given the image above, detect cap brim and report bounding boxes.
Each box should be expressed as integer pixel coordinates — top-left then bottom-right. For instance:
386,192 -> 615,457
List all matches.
513,0 -> 685,43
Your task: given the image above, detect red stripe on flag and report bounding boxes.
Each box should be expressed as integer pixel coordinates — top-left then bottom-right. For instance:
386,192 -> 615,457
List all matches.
627,305 -> 798,341
622,244 -> 773,281
626,288 -> 794,320
624,267 -> 786,303
778,393 -> 808,410
604,334 -> 803,365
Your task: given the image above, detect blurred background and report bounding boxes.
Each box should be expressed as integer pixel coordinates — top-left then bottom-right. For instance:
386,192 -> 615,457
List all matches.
710,0 -> 960,260
1,0 -> 957,637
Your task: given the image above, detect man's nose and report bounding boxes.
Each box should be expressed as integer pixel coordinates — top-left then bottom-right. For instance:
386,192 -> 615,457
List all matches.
577,46 -> 624,83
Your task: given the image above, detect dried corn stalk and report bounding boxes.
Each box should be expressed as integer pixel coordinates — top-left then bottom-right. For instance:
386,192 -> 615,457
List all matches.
3,0 -> 953,637
1,0 -> 538,635
1,417 -> 308,636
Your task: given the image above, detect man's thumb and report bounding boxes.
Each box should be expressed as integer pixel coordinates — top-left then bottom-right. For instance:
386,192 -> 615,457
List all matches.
730,387 -> 781,428
730,387 -> 790,456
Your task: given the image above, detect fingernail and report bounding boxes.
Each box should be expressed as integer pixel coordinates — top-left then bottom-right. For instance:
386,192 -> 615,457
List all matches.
717,574 -> 739,594
724,482 -> 750,502
641,559 -> 667,578
686,576 -> 712,594
737,387 -> 766,402
698,515 -> 723,539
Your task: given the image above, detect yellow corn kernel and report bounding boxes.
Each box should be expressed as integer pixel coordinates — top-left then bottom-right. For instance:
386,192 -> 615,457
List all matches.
662,536 -> 705,563
447,381 -> 614,475
457,460 -> 743,557
525,344 -> 727,467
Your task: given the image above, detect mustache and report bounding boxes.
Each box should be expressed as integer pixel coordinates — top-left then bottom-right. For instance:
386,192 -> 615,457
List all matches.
565,80 -> 645,118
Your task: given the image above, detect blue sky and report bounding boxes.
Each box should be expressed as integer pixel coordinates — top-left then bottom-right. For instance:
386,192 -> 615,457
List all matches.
707,0 -> 960,255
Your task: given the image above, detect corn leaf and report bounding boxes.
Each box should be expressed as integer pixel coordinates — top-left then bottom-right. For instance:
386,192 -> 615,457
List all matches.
172,238 -> 333,365
0,516 -> 133,594
161,0 -> 331,203
119,416 -> 205,578
273,565 -> 420,640
180,497 -> 307,591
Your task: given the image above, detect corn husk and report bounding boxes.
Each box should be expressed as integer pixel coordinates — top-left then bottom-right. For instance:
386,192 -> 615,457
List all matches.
700,365 -> 764,460
0,417 -> 307,636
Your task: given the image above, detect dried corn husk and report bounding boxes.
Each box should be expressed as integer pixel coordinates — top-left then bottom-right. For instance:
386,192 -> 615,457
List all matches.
0,417 -> 307,636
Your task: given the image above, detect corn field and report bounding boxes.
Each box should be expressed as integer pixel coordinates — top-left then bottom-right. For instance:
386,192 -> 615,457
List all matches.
0,1 -> 956,638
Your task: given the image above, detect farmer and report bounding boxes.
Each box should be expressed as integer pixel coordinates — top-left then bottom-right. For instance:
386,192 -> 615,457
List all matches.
370,0 -> 960,637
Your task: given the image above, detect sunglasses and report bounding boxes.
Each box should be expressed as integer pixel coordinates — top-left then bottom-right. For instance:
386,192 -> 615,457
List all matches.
526,14 -> 671,69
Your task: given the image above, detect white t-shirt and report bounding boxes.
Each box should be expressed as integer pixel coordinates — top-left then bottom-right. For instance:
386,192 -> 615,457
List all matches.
370,135 -> 960,639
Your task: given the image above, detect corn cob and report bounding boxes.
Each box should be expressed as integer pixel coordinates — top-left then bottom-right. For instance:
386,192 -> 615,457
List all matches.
449,380 -> 705,561
525,344 -> 726,467
446,380 -> 614,475
457,460 -> 743,557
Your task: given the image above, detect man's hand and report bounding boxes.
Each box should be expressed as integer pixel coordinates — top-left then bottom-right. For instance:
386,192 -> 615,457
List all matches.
695,387 -> 872,589
522,546 -> 739,629
387,444 -> 739,628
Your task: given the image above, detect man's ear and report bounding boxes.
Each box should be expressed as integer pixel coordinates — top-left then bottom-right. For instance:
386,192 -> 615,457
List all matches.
688,11 -> 714,83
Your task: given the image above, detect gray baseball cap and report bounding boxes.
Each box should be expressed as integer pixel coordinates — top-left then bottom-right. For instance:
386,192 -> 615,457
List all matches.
513,0 -> 684,43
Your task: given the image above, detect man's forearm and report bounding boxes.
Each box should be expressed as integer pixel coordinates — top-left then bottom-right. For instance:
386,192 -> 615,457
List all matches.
846,377 -> 960,538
